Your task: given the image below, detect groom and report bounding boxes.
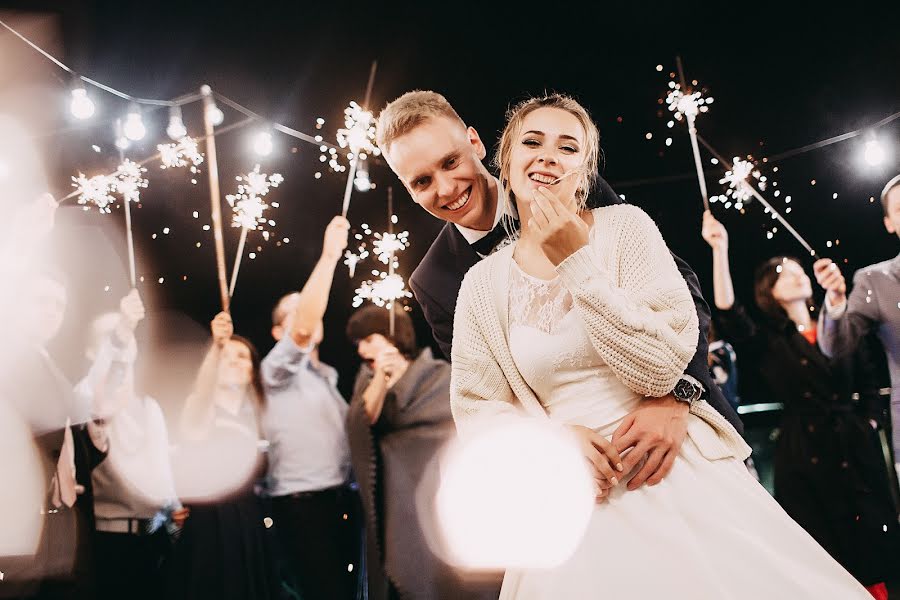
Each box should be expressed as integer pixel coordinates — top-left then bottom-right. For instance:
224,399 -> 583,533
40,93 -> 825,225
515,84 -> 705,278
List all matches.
376,91 -> 743,490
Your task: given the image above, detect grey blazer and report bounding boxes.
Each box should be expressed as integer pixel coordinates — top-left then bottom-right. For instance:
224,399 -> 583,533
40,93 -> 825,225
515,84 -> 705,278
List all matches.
818,252 -> 900,457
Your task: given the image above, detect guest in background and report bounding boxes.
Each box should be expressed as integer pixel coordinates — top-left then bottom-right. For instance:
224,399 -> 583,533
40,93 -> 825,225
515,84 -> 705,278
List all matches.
261,216 -> 359,600
346,306 -> 495,600
0,269 -> 108,599
168,312 -> 278,600
74,290 -> 185,600
703,210 -> 899,596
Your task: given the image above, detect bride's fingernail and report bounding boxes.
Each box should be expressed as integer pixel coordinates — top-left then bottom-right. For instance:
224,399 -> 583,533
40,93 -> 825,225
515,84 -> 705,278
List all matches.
616,463 -> 624,472
610,477 -> 618,485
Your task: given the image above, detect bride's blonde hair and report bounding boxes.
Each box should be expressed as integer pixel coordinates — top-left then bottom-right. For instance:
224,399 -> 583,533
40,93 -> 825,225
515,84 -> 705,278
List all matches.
493,93 -> 600,217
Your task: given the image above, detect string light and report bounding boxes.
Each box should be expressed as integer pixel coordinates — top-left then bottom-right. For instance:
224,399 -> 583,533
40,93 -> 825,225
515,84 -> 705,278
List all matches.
166,105 -> 187,140
252,130 -> 274,157
123,103 -> 146,141
206,101 -> 225,127
69,82 -> 95,120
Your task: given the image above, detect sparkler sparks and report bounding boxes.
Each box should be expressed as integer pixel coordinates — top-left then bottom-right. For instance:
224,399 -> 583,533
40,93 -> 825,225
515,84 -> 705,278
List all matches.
716,157 -> 766,208
71,172 -> 117,213
665,83 -> 712,122
353,272 -> 412,308
113,159 -> 149,204
336,101 -> 380,159
372,231 -> 409,265
225,165 -> 283,231
158,136 -> 204,171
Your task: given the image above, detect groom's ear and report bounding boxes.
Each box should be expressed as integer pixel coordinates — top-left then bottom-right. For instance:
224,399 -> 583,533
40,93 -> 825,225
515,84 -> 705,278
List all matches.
467,126 -> 487,160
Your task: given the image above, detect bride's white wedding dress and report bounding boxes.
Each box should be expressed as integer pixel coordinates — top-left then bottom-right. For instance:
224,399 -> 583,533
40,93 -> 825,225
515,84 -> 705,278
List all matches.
498,255 -> 870,599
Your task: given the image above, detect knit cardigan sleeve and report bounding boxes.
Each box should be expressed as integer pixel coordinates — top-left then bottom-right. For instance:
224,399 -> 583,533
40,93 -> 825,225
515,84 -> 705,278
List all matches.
450,266 -> 524,432
556,205 -> 699,397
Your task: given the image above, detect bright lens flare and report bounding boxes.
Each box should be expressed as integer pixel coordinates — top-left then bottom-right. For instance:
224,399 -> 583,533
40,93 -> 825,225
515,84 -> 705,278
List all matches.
436,419 -> 594,569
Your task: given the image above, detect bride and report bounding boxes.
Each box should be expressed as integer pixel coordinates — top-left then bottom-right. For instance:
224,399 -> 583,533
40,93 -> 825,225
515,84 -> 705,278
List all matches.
449,93 -> 871,599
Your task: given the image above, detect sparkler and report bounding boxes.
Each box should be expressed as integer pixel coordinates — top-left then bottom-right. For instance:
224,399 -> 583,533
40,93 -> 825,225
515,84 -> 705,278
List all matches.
665,57 -> 714,210
699,135 -> 819,259
226,165 -> 284,298
338,61 -> 380,218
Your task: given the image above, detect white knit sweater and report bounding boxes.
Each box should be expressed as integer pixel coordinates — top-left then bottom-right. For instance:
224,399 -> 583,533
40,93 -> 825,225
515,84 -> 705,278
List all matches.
450,204 -> 750,460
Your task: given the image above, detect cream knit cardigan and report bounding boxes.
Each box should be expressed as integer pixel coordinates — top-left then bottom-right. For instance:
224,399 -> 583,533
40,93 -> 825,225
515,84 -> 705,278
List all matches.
450,204 -> 750,461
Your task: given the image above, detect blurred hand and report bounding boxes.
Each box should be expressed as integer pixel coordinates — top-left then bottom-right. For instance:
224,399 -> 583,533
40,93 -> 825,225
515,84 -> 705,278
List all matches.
172,507 -> 190,529
373,347 -> 410,386
567,424 -> 624,503
210,311 -> 233,346
812,258 -> 846,309
701,210 -> 728,253
322,216 -> 350,262
118,289 -> 145,330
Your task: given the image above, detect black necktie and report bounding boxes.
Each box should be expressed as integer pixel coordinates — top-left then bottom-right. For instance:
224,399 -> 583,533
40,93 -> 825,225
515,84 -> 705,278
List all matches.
470,215 -> 520,256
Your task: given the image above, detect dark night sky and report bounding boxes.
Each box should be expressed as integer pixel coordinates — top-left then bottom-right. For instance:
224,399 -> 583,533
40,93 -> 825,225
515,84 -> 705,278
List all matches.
2,1 -> 899,406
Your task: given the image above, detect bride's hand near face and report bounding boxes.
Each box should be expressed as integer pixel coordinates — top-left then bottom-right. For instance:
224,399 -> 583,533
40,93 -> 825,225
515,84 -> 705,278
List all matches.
567,424 -> 624,503
529,186 -> 590,267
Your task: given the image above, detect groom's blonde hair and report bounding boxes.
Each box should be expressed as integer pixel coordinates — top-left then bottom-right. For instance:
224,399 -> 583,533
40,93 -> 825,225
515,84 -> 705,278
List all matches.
376,91 -> 466,155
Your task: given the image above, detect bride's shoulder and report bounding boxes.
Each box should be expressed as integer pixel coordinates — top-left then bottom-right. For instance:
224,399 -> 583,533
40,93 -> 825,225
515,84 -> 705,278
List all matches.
589,204 -> 657,236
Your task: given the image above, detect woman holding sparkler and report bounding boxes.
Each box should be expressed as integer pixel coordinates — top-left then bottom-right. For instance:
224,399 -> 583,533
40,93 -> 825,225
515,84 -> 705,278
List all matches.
702,210 -> 898,596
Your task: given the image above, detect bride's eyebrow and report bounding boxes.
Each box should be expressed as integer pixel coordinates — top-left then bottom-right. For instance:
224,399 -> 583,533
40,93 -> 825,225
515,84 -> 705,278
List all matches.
522,130 -> 581,144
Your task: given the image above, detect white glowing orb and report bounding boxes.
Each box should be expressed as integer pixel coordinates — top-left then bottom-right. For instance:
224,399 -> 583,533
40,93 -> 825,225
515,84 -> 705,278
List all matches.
863,139 -> 888,167
70,87 -> 95,120
206,105 -> 225,126
253,131 -> 274,157
166,114 -> 187,141
436,420 -> 594,569
123,109 -> 146,141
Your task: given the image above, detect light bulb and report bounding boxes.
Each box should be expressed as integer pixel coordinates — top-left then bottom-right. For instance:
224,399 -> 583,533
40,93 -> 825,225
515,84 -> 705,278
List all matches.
167,106 -> 187,140
206,104 -> 224,126
69,87 -> 95,120
863,139 -> 886,167
252,131 -> 273,156
123,105 -> 146,141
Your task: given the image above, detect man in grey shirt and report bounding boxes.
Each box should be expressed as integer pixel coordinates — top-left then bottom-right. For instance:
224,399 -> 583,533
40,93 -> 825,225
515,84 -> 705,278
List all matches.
261,216 -> 357,600
815,174 -> 900,479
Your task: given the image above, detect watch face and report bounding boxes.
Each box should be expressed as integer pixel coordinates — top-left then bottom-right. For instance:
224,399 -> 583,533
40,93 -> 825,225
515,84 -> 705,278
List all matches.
674,380 -> 694,401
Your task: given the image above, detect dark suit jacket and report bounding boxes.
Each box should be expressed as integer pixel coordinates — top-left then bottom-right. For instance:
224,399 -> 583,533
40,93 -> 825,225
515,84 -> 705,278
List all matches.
409,176 -> 744,433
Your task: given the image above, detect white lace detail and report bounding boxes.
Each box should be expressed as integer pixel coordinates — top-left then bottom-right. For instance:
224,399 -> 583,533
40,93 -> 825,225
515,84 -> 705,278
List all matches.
508,261 -> 574,334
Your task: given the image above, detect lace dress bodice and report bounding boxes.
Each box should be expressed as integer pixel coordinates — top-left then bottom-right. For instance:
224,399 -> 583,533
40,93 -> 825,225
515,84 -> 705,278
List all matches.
508,258 -> 640,432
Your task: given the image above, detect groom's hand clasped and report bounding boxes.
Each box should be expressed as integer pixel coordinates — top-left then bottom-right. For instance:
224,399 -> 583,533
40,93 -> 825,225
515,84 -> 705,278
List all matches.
612,396 -> 689,490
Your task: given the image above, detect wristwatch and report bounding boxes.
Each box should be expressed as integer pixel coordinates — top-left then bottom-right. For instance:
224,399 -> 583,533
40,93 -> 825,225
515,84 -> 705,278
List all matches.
672,375 -> 704,404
